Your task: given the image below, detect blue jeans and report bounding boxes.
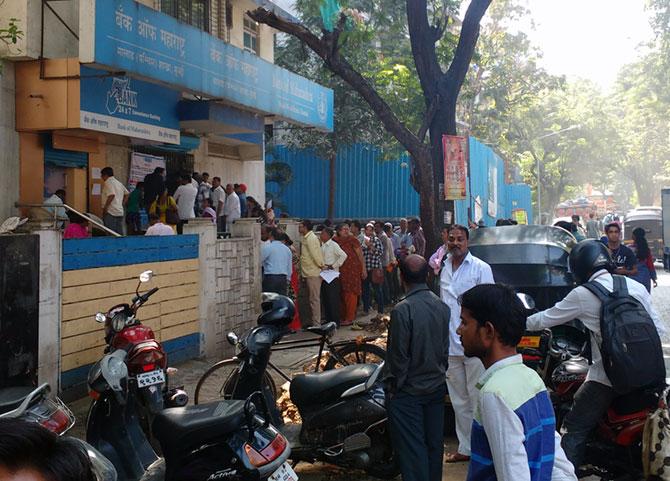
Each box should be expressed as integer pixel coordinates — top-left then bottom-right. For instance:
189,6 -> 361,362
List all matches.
362,271 -> 384,314
388,385 -> 446,481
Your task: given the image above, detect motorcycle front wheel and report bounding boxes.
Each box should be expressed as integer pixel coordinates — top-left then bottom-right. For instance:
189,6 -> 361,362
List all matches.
324,342 -> 387,371
194,358 -> 277,404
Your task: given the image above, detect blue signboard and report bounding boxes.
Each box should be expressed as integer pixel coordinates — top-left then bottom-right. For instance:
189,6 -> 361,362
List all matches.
81,0 -> 334,131
80,66 -> 181,143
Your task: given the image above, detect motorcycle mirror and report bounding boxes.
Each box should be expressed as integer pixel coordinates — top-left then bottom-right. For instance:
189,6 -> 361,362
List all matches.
139,270 -> 153,283
517,293 -> 536,310
226,332 -> 239,346
95,312 -> 106,323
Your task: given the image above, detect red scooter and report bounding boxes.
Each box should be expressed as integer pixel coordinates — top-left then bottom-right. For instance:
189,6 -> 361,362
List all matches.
519,323 -> 664,479
92,271 -> 187,431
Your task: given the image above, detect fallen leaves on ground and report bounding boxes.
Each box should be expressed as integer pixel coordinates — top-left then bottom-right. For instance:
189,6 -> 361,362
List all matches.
278,381 -> 301,424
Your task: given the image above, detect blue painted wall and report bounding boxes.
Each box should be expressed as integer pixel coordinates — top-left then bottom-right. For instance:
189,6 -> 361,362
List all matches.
266,138 -> 533,224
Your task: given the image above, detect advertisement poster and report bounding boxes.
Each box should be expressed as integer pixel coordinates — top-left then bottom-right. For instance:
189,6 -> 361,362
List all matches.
442,135 -> 467,200
512,208 -> 528,225
128,152 -> 165,191
488,163 -> 498,217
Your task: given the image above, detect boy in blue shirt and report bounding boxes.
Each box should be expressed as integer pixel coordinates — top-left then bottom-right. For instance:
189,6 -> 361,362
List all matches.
457,284 -> 576,481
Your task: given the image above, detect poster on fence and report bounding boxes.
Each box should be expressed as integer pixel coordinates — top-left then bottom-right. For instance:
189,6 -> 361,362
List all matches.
128,152 -> 166,191
488,162 -> 498,218
442,135 -> 467,200
512,208 -> 528,225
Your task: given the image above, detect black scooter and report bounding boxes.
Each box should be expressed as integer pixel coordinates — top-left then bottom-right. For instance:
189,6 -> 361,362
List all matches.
223,322 -> 399,479
86,350 -> 293,481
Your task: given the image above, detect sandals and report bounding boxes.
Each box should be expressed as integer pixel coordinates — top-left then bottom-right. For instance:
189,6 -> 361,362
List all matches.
444,452 -> 470,463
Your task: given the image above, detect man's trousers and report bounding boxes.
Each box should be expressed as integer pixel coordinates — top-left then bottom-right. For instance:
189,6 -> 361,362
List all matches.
446,355 -> 484,456
303,276 -> 322,326
388,385 -> 447,481
321,277 -> 341,325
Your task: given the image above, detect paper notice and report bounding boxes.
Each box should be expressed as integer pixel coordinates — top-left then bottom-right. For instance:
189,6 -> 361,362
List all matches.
92,184 -> 102,195
320,270 -> 340,284
92,167 -> 102,179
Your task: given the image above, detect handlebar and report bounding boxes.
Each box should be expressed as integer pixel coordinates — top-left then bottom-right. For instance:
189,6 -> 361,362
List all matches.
131,287 -> 159,312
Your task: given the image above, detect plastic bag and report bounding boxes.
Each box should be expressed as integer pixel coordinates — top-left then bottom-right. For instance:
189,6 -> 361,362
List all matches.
643,386 -> 670,480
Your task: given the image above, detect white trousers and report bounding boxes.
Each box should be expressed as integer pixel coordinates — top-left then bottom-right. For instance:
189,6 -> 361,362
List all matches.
446,355 -> 485,456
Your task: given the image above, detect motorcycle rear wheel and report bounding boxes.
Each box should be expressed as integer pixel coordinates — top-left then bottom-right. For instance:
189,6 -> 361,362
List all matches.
194,358 -> 277,404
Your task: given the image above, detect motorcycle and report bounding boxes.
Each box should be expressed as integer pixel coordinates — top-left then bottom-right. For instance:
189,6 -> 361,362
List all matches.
86,349 -> 294,481
218,322 -> 399,479
519,299 -> 663,479
92,270 -> 187,435
0,382 -> 117,481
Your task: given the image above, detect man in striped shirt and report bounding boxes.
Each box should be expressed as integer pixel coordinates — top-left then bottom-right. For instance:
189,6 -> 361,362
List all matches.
457,284 -> 576,481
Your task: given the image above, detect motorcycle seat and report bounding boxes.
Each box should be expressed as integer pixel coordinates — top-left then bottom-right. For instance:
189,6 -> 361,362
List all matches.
153,400 -> 246,455
0,386 -> 34,415
291,364 -> 377,407
305,322 -> 337,337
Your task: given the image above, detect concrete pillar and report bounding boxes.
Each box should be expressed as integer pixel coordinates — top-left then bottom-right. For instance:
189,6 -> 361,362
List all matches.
36,227 -> 62,391
183,219 -> 217,357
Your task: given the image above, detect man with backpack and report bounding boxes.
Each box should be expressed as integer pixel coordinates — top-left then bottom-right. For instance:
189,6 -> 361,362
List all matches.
527,240 -> 666,473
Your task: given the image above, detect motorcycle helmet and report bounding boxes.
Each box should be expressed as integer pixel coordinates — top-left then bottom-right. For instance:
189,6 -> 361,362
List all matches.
258,292 -> 295,326
568,240 -> 615,285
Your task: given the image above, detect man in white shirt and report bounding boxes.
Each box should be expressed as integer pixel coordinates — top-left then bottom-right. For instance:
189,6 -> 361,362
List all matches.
440,224 -> 494,463
44,189 -> 67,228
174,174 -> 197,234
223,183 -> 241,232
527,240 -> 666,472
261,227 -> 293,295
197,172 -> 212,215
210,176 -> 226,233
145,213 -> 175,236
320,227 -> 348,326
101,167 -> 129,235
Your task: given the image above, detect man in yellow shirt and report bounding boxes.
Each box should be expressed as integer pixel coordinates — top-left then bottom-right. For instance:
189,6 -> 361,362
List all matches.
299,219 -> 325,326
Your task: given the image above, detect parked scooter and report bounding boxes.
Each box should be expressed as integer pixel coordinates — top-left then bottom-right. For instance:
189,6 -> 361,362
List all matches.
87,349 -> 294,481
215,294 -> 399,479
517,296 -> 664,479
0,382 -> 117,480
93,270 -> 187,435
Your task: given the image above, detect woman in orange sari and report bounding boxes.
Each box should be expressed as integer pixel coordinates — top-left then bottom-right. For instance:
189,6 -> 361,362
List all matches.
334,223 -> 366,326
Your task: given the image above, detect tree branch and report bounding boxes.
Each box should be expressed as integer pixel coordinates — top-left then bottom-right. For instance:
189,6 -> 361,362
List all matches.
406,0 -> 444,101
248,7 -> 426,157
417,95 -> 440,142
442,0 -> 492,98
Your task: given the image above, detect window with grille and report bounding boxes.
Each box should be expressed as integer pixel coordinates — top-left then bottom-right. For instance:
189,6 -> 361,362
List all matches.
243,15 -> 260,55
159,0 -> 211,33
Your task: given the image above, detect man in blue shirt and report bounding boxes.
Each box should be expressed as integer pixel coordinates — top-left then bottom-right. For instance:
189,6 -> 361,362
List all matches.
261,228 -> 293,295
458,284 -> 576,481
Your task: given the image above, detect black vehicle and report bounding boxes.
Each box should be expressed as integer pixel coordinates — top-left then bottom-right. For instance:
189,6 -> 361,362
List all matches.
624,206 -> 664,260
0,383 -> 118,481
199,317 -> 398,479
86,350 -> 292,481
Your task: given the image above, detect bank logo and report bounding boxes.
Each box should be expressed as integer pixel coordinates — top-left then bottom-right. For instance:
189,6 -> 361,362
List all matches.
317,91 -> 327,123
106,77 -> 138,116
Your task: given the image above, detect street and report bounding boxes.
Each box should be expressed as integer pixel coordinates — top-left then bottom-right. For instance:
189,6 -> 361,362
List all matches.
63,267 -> 670,480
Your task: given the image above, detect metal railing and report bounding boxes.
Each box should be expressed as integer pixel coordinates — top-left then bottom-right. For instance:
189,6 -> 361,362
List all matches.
14,202 -> 121,237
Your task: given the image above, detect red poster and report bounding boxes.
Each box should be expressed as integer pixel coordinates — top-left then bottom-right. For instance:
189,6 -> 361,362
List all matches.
442,135 -> 467,200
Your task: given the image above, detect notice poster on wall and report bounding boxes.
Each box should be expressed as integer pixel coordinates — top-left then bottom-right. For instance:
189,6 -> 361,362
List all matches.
488,163 -> 498,218
128,152 -> 165,191
442,135 -> 467,200
512,208 -> 528,225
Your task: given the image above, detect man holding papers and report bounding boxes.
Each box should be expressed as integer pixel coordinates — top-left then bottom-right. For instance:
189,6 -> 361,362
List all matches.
320,227 -> 348,326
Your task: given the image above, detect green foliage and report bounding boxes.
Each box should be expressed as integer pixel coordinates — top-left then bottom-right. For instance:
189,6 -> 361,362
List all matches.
0,10 -> 23,75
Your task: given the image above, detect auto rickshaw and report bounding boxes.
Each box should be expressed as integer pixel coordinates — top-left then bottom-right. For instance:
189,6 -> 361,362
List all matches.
443,225 -> 588,433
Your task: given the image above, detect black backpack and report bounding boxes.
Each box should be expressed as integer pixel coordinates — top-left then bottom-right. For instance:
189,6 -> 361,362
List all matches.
583,275 -> 665,393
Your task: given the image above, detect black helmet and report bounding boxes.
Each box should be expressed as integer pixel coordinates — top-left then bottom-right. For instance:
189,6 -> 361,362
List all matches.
568,240 -> 614,285
258,292 -> 295,326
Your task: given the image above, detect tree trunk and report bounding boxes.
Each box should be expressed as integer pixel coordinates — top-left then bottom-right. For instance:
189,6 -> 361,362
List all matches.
328,151 -> 336,219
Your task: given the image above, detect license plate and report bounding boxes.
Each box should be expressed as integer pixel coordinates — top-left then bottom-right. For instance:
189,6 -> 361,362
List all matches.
136,369 -> 165,387
518,336 -> 541,348
269,462 -> 298,481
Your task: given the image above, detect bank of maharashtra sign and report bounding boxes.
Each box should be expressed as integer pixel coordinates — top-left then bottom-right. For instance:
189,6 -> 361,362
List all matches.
80,66 -> 180,143
79,0 -> 334,131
